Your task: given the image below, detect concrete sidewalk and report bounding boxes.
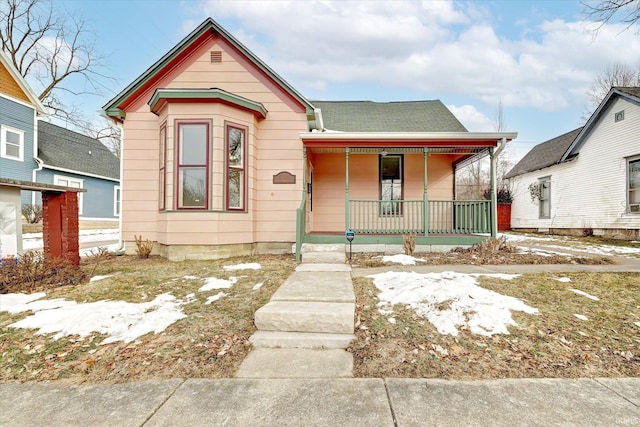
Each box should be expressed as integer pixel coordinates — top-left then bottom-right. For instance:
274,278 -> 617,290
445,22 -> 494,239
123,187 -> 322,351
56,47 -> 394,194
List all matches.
1,377 -> 639,426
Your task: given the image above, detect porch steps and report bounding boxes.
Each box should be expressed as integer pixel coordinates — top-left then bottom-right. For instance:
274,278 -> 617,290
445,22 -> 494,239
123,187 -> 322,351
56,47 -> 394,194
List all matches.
237,252 -> 355,379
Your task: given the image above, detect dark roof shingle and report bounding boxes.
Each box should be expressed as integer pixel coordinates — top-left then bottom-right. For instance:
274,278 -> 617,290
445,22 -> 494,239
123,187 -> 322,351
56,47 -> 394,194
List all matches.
311,100 -> 468,132
38,121 -> 120,180
505,127 -> 582,179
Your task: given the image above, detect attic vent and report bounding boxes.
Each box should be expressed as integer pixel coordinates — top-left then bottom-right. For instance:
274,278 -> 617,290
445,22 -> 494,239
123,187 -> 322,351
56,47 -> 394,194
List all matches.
210,51 -> 222,63
615,110 -> 625,122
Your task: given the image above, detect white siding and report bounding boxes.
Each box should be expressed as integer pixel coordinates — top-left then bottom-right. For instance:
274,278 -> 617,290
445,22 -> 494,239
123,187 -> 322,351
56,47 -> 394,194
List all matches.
510,97 -> 640,232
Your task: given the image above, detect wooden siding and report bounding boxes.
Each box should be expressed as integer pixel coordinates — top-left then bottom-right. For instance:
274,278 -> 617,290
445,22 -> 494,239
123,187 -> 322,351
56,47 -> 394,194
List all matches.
0,62 -> 30,104
510,97 -> 640,231
120,33 -> 307,246
0,96 -> 38,206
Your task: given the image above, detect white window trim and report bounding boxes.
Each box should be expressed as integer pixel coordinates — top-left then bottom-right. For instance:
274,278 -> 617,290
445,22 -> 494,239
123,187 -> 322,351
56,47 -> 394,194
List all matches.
114,185 -> 121,217
54,174 -> 84,215
1,125 -> 25,161
628,155 -> 640,214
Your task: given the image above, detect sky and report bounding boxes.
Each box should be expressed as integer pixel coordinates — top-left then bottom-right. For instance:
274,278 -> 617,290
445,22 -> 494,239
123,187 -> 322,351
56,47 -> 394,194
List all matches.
45,0 -> 640,161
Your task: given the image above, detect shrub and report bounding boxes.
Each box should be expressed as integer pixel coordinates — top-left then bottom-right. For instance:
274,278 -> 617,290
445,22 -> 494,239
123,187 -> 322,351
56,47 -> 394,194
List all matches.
22,204 -> 43,224
483,187 -> 513,204
134,235 -> 154,258
0,251 -> 86,294
402,234 -> 416,256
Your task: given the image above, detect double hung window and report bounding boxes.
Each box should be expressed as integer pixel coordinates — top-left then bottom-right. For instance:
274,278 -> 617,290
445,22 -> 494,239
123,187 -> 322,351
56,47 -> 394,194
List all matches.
629,156 -> 640,213
538,177 -> 550,219
1,126 -> 24,161
176,122 -> 209,209
380,155 -> 403,216
226,124 -> 246,210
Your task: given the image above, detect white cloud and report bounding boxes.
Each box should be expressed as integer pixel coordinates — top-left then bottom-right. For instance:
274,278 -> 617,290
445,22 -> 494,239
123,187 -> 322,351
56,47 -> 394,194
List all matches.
195,1 -> 640,113
447,104 -> 494,132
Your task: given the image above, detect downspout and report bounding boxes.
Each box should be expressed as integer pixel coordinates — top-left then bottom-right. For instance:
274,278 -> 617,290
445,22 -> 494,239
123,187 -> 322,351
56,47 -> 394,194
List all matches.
32,116 -> 44,205
114,121 -> 125,254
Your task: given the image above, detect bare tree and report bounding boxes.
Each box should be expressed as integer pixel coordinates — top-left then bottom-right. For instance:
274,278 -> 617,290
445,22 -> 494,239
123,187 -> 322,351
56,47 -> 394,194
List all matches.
583,0 -> 640,31
582,62 -> 640,121
0,0 -> 120,156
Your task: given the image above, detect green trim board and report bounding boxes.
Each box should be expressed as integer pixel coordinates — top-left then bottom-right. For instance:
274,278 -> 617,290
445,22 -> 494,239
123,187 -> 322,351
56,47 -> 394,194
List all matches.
148,88 -> 268,118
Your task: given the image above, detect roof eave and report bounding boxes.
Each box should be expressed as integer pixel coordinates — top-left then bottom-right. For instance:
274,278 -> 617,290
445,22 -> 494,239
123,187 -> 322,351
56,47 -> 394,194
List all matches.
300,131 -> 517,142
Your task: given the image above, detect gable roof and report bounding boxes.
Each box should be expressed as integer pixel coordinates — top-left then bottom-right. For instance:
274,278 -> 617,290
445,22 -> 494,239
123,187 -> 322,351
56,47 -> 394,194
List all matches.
506,86 -> 640,179
38,121 -> 120,181
103,18 -> 314,120
312,100 -> 468,132
505,127 -> 582,179
560,87 -> 640,162
0,50 -> 47,114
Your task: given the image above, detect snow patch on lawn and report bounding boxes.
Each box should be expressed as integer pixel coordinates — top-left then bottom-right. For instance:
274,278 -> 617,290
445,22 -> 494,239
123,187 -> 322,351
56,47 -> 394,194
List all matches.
570,289 -> 600,301
205,292 -> 226,305
3,293 -> 187,344
554,277 -> 571,283
252,282 -> 264,290
223,263 -> 261,270
89,275 -> 114,283
199,277 -> 238,291
574,314 -> 588,321
368,271 -> 537,337
381,254 -> 425,265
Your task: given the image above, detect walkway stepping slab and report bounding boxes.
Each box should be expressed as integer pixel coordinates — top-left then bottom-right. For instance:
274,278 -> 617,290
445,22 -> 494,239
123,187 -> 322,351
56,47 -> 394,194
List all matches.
249,330 -> 355,349
271,271 -> 355,303
302,251 -> 346,264
255,301 -> 355,334
235,348 -> 353,378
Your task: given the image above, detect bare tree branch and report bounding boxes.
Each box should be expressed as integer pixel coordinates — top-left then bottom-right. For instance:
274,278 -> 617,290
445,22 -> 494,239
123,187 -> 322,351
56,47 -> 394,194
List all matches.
581,62 -> 640,121
0,0 -> 120,157
582,0 -> 640,33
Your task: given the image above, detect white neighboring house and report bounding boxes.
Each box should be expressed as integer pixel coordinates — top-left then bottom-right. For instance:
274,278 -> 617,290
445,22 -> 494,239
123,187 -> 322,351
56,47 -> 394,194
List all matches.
506,87 -> 640,239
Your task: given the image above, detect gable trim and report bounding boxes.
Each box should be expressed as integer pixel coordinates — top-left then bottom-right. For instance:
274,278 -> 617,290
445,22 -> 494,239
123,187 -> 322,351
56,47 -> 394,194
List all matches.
0,50 -> 47,115
103,18 -> 314,119
561,87 -> 640,162
148,88 -> 267,119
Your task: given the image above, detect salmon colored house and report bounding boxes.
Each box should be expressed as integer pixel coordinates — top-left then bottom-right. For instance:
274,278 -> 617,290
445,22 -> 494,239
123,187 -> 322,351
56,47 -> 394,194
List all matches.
103,18 -> 517,261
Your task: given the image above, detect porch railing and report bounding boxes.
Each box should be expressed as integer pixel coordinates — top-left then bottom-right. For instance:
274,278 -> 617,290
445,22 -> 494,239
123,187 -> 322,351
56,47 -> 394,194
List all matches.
348,200 -> 491,235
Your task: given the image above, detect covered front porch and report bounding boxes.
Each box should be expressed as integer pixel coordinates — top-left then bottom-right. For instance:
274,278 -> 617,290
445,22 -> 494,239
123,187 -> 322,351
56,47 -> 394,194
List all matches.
295,132 -> 516,260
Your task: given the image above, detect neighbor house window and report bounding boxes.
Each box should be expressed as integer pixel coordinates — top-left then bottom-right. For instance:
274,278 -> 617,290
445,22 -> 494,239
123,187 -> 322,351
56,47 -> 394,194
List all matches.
1,126 -> 24,161
176,122 -> 209,209
629,156 -> 640,213
538,176 -> 550,219
159,124 -> 167,210
225,123 -> 246,210
114,186 -> 121,217
380,154 -> 403,215
54,175 -> 83,215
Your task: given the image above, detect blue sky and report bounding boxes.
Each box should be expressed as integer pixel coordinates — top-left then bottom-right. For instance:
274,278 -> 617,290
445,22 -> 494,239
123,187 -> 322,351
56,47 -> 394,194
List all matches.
52,0 -> 640,161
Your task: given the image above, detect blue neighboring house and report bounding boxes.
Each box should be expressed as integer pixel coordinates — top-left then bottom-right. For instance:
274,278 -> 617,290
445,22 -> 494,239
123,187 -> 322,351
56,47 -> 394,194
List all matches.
0,50 -> 47,205
0,50 -> 121,221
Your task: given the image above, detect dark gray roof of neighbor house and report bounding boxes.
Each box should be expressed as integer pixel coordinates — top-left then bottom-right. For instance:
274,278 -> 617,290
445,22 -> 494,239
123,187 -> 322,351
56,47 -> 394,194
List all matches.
505,127 -> 582,179
38,121 -> 120,180
311,100 -> 468,132
616,86 -> 640,98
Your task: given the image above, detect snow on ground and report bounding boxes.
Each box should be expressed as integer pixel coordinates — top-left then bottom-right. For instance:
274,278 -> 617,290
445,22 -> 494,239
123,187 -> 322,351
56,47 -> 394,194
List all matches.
252,282 -> 264,290
2,293 -> 187,344
554,277 -> 572,283
574,314 -> 588,321
0,271 -> 246,343
570,289 -> 600,301
23,228 -> 120,251
89,275 -> 114,283
205,292 -> 226,305
635,322 -> 640,329
516,247 -> 573,257
502,232 -> 640,258
381,254 -> 425,265
368,271 -> 537,336
223,262 -> 261,270
199,277 -> 238,291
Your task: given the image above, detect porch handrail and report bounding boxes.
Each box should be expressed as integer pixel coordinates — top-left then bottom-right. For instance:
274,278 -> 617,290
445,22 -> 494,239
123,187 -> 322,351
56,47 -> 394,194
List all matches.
348,199 -> 491,235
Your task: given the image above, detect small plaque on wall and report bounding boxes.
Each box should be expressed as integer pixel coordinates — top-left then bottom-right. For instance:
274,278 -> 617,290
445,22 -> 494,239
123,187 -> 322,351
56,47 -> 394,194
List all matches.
273,171 -> 296,184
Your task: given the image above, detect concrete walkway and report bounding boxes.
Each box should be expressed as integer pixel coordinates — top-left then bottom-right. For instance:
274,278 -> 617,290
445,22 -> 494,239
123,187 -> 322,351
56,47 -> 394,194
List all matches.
2,377 -> 639,426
